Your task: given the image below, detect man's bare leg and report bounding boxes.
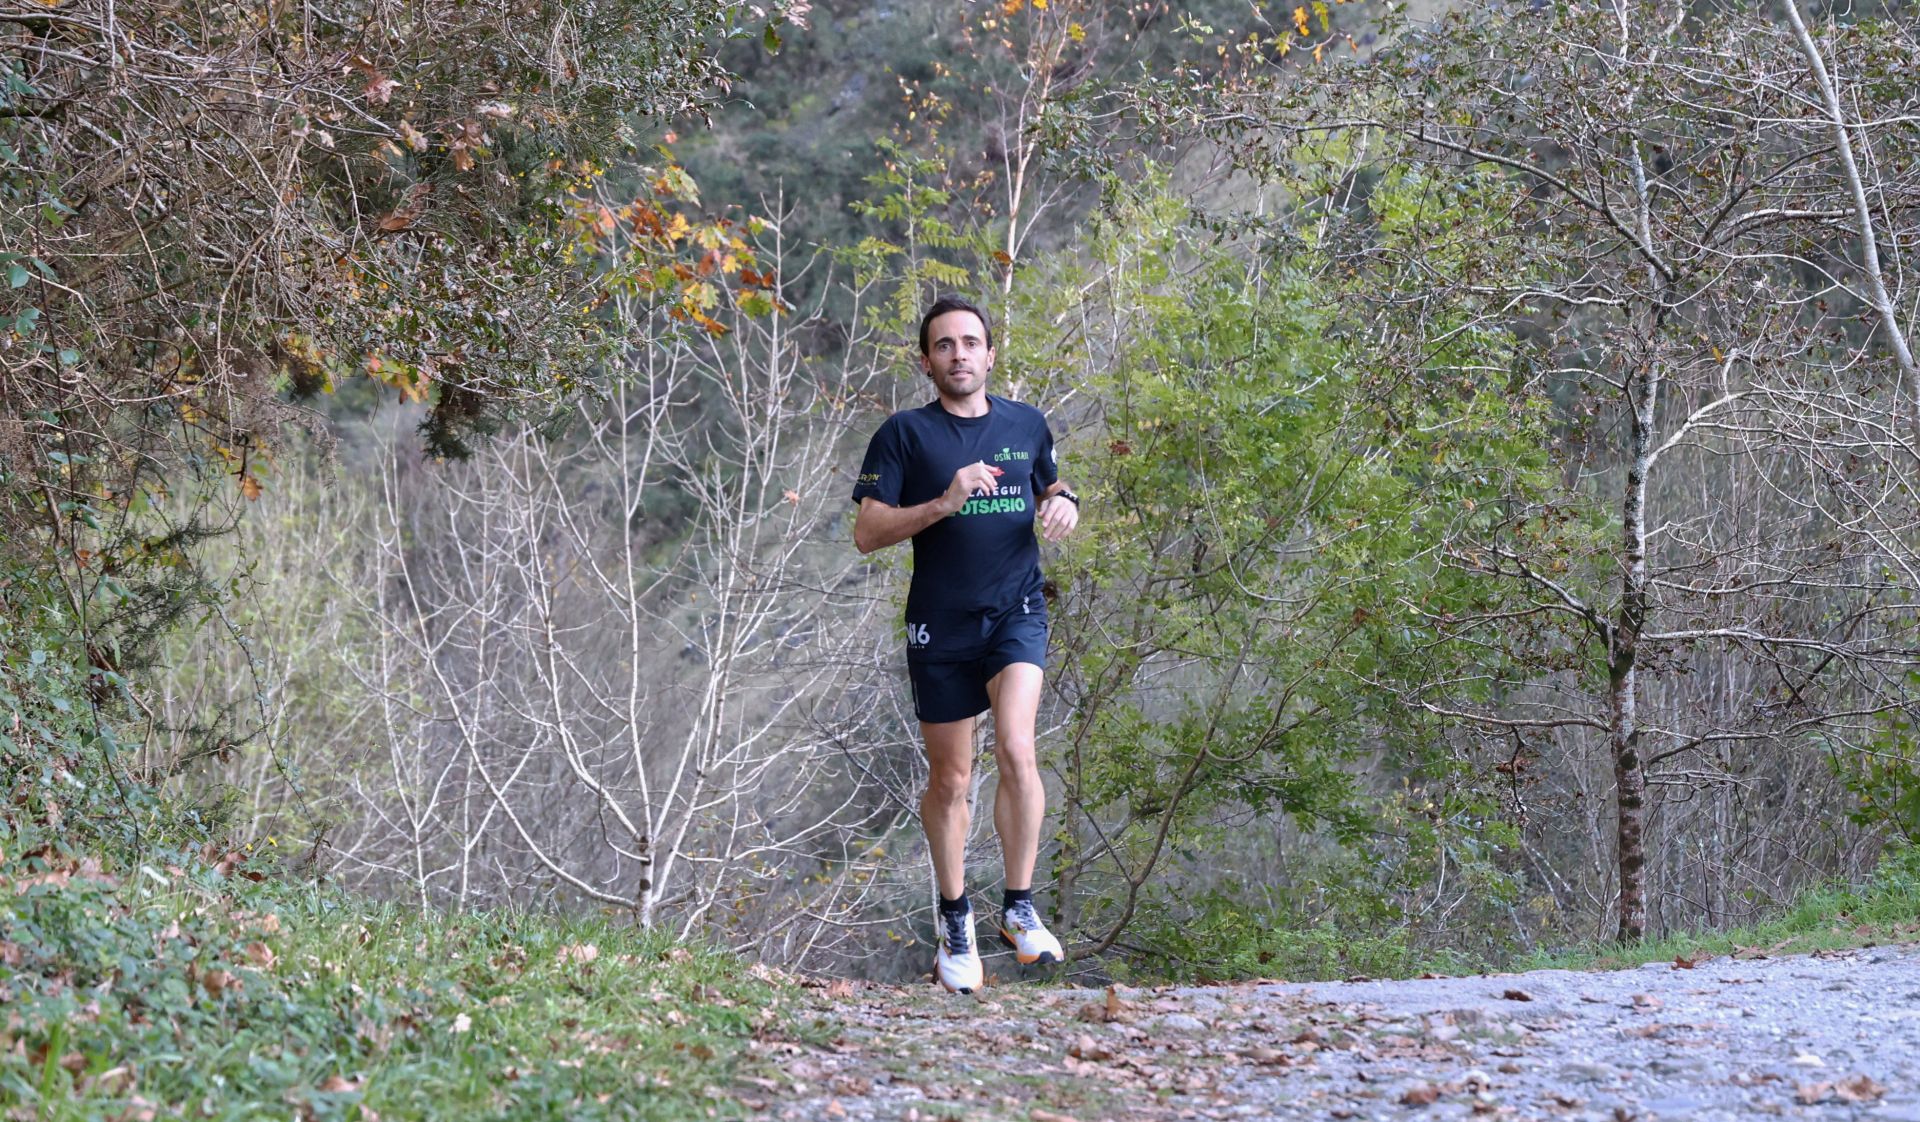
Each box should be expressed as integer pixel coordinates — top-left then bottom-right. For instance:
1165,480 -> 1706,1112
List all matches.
985,662 -> 1045,891
920,717 -> 975,901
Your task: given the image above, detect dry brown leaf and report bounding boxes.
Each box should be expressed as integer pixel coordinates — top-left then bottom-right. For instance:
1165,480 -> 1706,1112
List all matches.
364,76 -> 398,105
1672,952 -> 1702,969
317,1075 -> 360,1092
824,979 -> 855,999
1402,1084 -> 1442,1106
1068,1033 -> 1113,1061
1501,988 -> 1533,1001
1242,1046 -> 1287,1065
1030,1110 -> 1080,1122
82,1065 -> 135,1095
1629,993 -> 1662,1011
557,943 -> 599,965
1835,1075 -> 1888,1103
1797,1082 -> 1833,1105
245,941 -> 277,970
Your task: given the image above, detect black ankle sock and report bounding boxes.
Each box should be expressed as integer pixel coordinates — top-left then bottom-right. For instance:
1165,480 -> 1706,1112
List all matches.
1002,887 -> 1034,913
938,892 -> 970,916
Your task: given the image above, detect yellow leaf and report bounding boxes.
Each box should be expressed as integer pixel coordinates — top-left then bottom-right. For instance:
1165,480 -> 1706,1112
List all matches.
1001,0 -> 1023,14
1033,0 -> 1047,8
1067,21 -> 1085,41
1293,5 -> 1309,35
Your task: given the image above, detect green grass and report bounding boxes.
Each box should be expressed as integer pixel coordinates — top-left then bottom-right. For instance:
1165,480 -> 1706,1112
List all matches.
1517,841 -> 1920,974
0,618 -> 812,1122
0,842 -> 805,1121
1109,842 -> 1920,987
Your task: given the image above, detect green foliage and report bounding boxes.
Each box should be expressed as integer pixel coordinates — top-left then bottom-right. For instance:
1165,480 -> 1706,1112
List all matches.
1522,840 -> 1920,973
0,588 -> 798,1119
1841,690 -> 1920,841
1123,901 -> 1460,985
1035,164 -> 1559,959
2,864 -> 793,1120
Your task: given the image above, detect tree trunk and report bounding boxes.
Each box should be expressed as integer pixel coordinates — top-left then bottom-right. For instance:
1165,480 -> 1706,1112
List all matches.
1610,360 -> 1657,943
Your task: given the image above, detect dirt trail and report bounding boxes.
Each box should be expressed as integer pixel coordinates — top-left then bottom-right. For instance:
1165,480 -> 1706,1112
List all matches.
738,943 -> 1920,1122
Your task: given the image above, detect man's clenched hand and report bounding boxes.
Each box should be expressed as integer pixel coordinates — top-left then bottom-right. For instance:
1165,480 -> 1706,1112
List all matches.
943,462 -> 1004,513
1038,493 -> 1078,541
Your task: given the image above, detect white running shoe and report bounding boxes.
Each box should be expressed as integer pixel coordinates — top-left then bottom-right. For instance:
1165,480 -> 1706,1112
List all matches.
999,898 -> 1065,965
935,904 -> 983,993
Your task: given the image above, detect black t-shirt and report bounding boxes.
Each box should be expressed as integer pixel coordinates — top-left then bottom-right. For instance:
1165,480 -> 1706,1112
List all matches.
852,394 -> 1059,658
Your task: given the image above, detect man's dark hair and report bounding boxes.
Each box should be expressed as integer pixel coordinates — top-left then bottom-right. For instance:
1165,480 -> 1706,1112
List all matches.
918,295 -> 994,355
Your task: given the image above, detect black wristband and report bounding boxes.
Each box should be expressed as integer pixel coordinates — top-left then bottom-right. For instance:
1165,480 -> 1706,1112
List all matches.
1055,488 -> 1079,506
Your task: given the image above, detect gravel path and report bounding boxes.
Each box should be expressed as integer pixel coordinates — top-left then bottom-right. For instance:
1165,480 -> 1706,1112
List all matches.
739,942 -> 1920,1122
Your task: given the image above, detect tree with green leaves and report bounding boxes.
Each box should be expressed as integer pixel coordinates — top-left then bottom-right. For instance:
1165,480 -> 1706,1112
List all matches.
1088,0 -> 1920,941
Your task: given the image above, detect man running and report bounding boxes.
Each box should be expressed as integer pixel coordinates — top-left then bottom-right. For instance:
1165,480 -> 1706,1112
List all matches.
852,295 -> 1080,993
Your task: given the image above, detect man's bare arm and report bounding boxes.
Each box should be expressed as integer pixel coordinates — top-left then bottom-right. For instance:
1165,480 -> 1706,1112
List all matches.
854,496 -> 954,554
854,461 -> 1004,553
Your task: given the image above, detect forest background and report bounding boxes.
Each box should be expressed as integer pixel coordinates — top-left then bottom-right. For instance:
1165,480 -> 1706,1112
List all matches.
5,0 -> 1920,1009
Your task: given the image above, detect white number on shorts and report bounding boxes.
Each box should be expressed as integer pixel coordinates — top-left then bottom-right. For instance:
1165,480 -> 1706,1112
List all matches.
907,623 -> 930,646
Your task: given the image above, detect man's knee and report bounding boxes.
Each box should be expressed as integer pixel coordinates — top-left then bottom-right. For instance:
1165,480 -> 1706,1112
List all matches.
925,760 -> 972,804
994,733 -> 1038,777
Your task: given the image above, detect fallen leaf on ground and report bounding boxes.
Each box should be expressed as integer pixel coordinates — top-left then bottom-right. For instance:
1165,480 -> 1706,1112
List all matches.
1501,988 -> 1533,1001
1629,993 -> 1661,1011
1838,1075 -> 1888,1102
1031,1110 -> 1080,1122
1402,1085 -> 1442,1106
1068,1034 -> 1114,1061
1672,952 -> 1703,969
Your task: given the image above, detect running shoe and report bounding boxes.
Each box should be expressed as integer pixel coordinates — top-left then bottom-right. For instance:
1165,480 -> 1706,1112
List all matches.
999,898 -> 1065,965
935,904 -> 983,993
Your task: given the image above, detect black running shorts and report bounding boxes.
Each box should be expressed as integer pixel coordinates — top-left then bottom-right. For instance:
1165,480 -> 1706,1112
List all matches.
906,609 -> 1049,724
